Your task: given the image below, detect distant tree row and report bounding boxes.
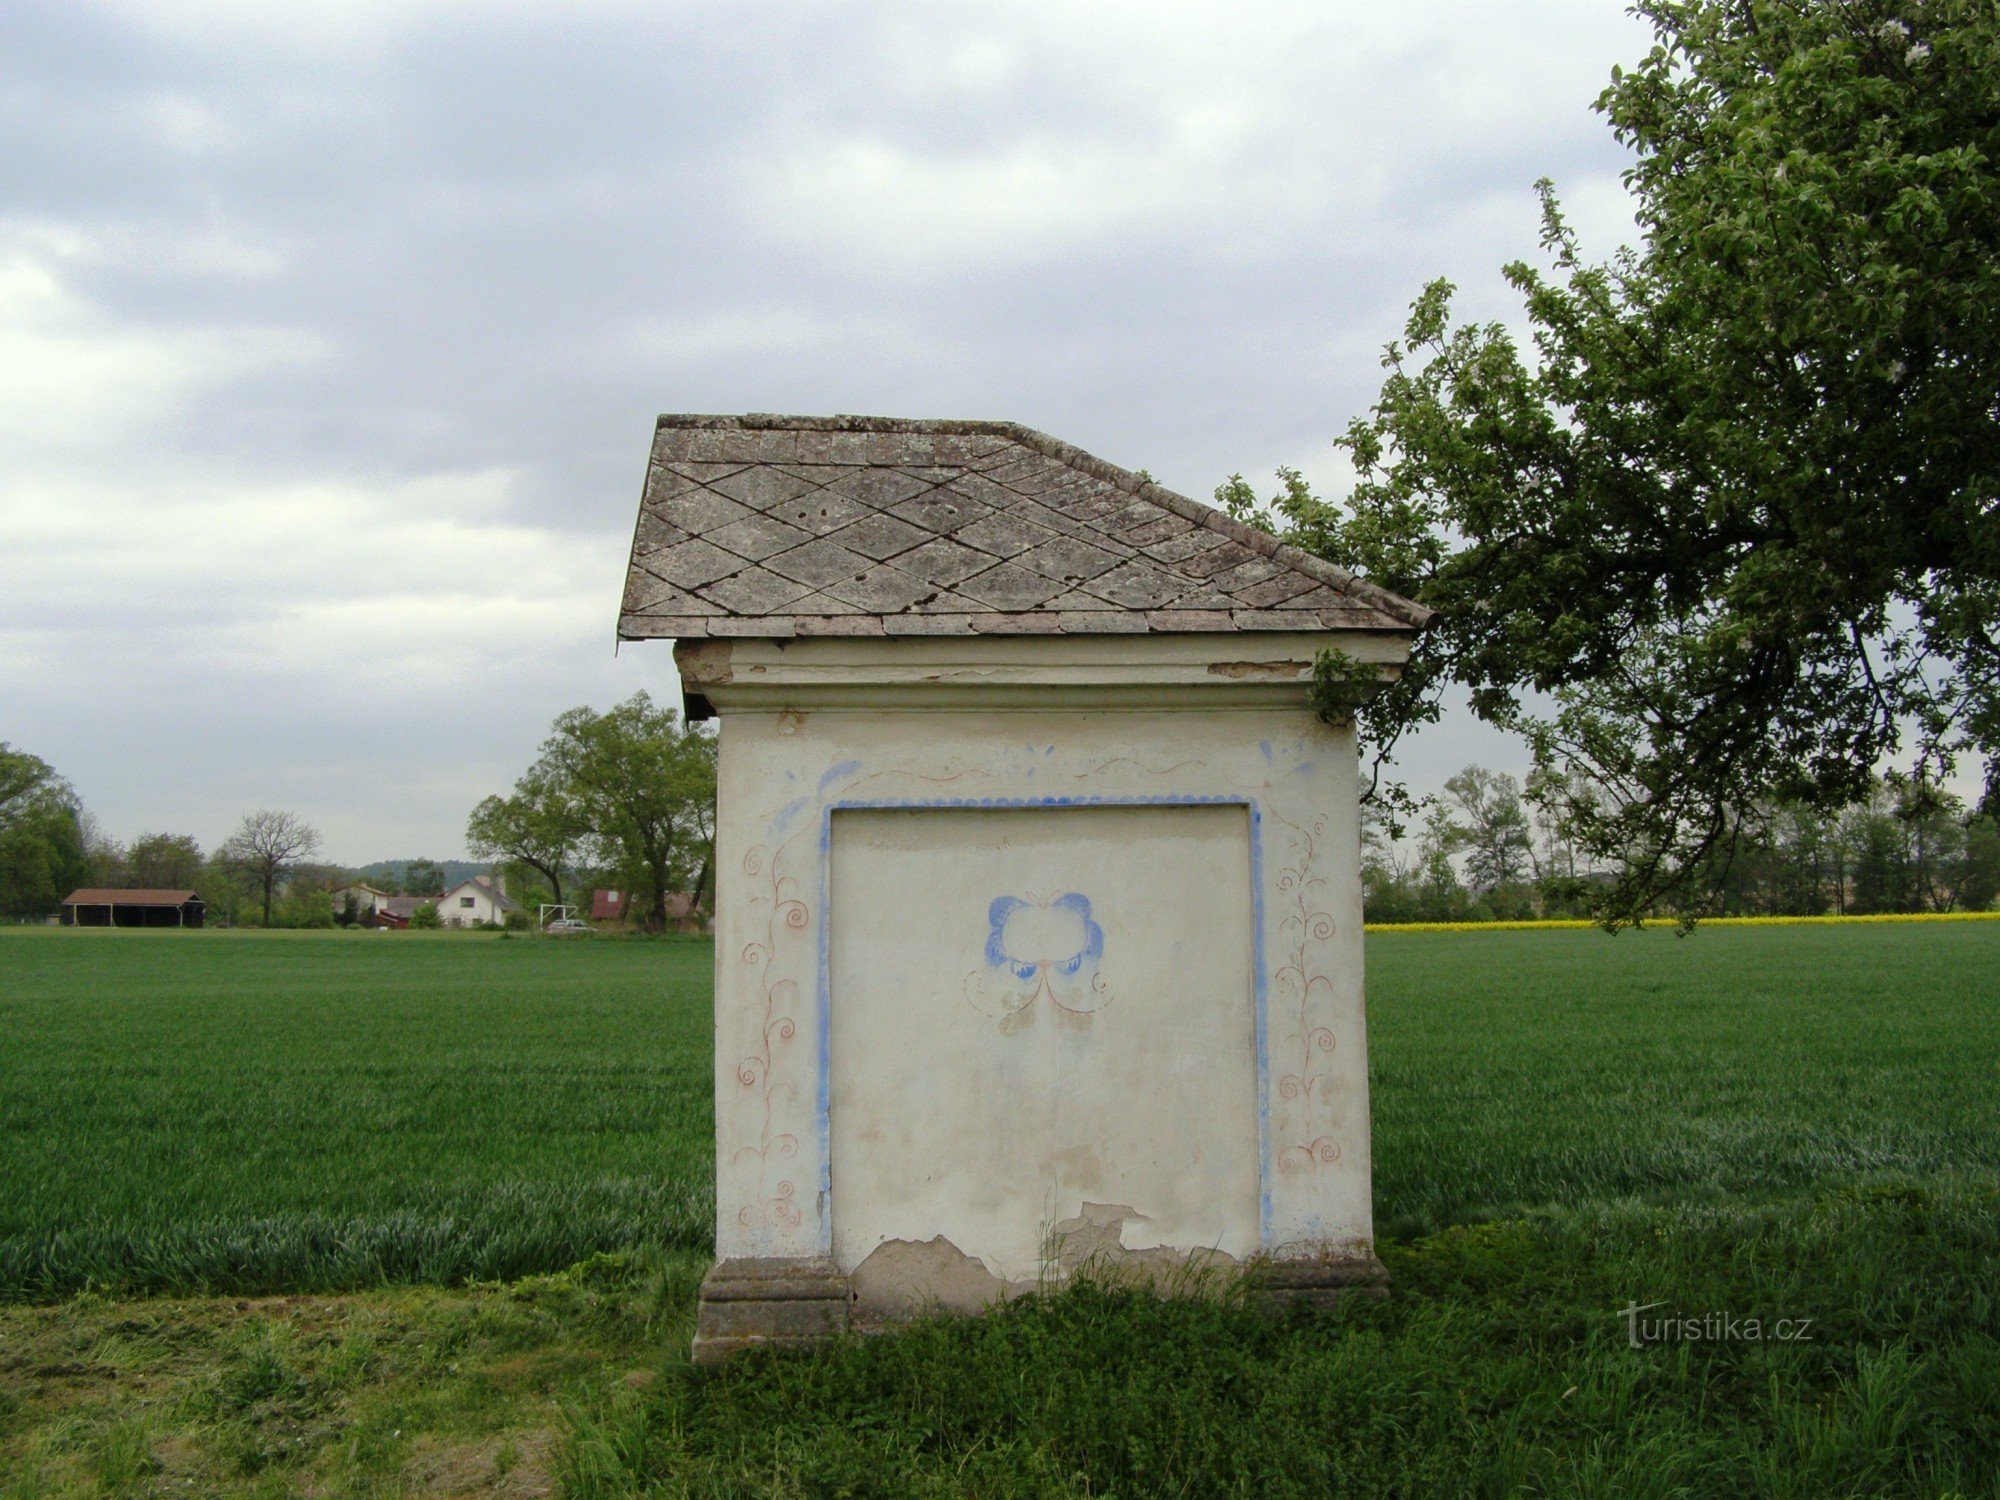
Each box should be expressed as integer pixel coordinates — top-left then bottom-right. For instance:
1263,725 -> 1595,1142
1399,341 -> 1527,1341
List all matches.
6,700 -> 716,931
16,728 -> 1988,932
0,747 -> 330,926
467,692 -> 717,931
70,805 -> 327,927
1366,766 -> 2000,924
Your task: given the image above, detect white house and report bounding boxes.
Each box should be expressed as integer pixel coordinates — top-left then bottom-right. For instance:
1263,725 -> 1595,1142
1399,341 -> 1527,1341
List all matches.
436,875 -> 521,928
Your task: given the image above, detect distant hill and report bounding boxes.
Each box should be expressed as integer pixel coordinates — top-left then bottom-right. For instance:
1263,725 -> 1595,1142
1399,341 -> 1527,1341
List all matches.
352,859 -> 488,891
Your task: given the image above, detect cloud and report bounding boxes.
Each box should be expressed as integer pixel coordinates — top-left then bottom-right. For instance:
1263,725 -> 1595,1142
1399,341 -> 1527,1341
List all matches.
0,231 -> 321,454
0,234 -> 639,858
2,0 -> 1668,860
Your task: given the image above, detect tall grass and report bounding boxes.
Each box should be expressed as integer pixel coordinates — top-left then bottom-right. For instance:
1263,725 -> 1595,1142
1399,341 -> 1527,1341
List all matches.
1366,921 -> 2000,1236
0,931 -> 714,1298
4,923 -> 1997,1301
562,1183 -> 1999,1497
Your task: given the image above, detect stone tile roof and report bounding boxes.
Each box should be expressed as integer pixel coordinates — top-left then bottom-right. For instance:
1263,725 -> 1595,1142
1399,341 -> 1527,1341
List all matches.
618,416 -> 1431,639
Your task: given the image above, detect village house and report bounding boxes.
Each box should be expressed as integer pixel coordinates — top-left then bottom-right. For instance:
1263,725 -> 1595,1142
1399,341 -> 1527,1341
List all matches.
436,874 -> 520,927
371,896 -> 430,929
591,888 -> 708,930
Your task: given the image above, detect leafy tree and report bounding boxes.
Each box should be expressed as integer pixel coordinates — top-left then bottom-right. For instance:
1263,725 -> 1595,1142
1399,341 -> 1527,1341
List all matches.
1958,815 -> 2000,911
275,881 -> 338,929
1265,0 -> 2000,925
1365,806 -> 1484,924
197,853 -> 258,926
79,813 -> 127,888
0,744 -> 89,916
466,766 -> 588,909
218,809 -> 322,928
1675,771 -> 2000,915
408,900 -> 441,929
402,858 -> 446,897
539,693 -> 717,932
1440,767 -> 1535,893
128,832 -> 204,890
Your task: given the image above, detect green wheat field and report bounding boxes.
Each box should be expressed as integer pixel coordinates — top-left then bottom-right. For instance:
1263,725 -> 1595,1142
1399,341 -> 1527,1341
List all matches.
1,923 -> 1996,1496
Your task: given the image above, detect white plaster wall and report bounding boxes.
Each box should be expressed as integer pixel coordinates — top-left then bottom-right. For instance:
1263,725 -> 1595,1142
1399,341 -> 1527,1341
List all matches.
828,803 -> 1260,1281
709,705 -> 1372,1268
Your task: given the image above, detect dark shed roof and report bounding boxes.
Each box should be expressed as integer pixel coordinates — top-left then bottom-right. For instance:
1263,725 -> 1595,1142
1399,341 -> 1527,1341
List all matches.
618,416 -> 1430,640
63,889 -> 202,906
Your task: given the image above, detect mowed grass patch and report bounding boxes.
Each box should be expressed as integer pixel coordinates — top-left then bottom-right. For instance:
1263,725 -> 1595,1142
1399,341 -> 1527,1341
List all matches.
0,1248 -> 703,1497
0,930 -> 714,1299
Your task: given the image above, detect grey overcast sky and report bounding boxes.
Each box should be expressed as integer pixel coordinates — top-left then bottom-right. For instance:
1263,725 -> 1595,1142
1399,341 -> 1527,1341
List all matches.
1,0 -> 1655,865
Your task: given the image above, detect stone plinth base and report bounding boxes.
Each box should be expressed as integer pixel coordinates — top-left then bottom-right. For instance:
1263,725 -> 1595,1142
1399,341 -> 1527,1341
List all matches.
692,1257 -> 849,1366
691,1251 -> 1389,1363
1248,1254 -> 1391,1313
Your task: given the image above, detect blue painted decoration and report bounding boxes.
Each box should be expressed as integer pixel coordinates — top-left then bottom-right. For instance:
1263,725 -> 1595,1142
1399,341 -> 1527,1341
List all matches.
968,891 -> 1111,1031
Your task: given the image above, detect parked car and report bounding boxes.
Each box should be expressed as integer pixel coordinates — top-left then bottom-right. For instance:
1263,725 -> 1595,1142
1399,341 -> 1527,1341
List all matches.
544,918 -> 593,936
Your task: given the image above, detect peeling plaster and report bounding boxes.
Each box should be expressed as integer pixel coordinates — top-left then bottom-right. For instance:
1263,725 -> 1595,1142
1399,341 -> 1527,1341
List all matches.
1207,660 -> 1309,679
849,1237 -> 1015,1321
847,1212 -> 1249,1327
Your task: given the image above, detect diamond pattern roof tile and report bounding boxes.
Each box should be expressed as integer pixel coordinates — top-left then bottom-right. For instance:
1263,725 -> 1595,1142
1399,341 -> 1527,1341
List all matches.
618,416 -> 1431,639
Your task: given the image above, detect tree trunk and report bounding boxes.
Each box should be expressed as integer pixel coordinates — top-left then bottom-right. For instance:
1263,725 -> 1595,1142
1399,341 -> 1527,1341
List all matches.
527,858 -> 563,909
690,846 -> 713,916
641,829 -> 670,933
648,856 -> 669,933
260,865 -> 275,927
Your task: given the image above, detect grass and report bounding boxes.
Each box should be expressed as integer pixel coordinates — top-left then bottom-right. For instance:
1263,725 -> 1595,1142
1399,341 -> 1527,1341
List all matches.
1,922 -> 1996,1495
0,929 -> 715,1299
1366,921 -> 2000,1238
559,1187 -> 1998,1497
0,1249 -> 694,1497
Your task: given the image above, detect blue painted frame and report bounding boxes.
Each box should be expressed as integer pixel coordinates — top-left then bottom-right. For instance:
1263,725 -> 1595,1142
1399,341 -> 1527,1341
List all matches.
814,793 -> 1272,1256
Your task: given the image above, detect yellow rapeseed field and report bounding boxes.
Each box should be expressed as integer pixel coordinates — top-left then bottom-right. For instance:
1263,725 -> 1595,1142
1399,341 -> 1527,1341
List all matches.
1367,910 -> 2000,933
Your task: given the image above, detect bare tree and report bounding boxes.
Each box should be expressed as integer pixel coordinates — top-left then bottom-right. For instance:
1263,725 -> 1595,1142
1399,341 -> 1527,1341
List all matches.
220,809 -> 321,927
